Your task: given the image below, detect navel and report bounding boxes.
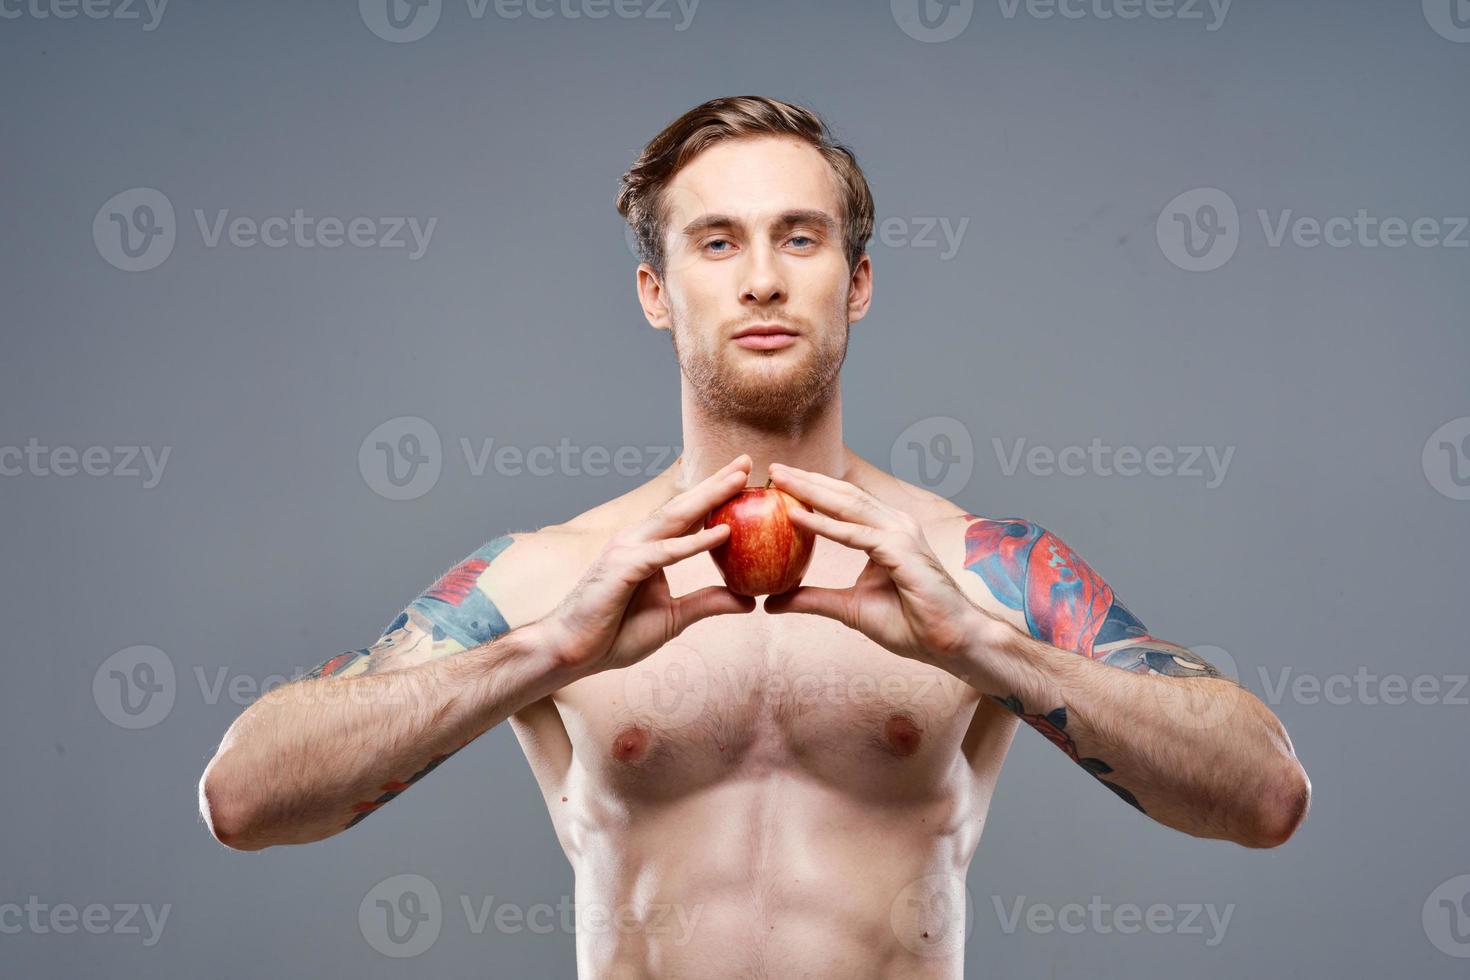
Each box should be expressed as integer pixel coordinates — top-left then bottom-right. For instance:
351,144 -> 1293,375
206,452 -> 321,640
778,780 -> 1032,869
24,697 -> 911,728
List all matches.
883,712 -> 924,757
610,723 -> 653,763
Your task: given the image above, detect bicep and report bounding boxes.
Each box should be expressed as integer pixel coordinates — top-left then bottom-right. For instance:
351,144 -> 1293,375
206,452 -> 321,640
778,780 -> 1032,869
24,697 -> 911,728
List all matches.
956,515 -> 1224,678
301,534 -> 521,680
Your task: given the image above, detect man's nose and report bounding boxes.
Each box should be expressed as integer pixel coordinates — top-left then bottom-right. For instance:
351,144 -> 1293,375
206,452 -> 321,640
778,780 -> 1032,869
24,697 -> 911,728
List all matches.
739,243 -> 786,305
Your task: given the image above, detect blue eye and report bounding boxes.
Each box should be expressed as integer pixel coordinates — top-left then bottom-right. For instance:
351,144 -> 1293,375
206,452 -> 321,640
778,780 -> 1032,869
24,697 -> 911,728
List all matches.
705,239 -> 732,253
788,236 -> 816,248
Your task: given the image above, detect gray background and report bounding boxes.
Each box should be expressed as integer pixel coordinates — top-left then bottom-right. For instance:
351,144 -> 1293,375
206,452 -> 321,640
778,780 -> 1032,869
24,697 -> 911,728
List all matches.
2,0 -> 1467,976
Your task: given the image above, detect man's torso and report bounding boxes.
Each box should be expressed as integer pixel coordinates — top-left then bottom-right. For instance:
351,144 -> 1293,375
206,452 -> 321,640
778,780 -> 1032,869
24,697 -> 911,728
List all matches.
481,457 -> 1021,978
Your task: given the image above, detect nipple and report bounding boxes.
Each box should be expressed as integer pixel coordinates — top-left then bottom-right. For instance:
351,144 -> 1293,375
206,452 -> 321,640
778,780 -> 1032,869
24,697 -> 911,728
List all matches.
883,713 -> 924,757
611,724 -> 652,763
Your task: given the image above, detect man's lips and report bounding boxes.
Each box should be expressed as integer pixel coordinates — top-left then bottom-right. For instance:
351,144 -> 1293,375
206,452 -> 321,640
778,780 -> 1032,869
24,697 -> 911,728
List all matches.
733,324 -> 798,350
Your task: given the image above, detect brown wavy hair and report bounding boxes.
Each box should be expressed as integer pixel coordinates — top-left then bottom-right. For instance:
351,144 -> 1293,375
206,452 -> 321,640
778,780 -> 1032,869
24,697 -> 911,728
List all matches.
616,96 -> 875,278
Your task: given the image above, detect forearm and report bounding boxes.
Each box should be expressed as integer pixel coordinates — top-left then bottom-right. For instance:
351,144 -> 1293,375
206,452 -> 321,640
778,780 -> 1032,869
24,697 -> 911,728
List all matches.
200,618 -> 579,850
951,612 -> 1309,848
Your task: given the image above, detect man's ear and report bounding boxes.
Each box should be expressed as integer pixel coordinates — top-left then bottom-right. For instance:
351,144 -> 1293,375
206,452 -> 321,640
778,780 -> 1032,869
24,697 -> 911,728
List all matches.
637,262 -> 672,331
847,252 -> 873,325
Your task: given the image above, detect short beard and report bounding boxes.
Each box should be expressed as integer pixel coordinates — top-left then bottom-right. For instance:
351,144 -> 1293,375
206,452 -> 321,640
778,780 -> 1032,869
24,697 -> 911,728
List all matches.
671,317 -> 848,434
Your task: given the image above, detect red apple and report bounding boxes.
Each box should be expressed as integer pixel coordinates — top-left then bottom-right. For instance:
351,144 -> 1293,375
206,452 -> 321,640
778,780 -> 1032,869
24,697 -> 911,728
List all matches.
704,477 -> 816,597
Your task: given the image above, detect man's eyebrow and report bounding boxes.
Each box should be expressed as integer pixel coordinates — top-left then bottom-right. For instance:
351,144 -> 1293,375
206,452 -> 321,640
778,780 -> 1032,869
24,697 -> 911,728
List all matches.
679,209 -> 839,240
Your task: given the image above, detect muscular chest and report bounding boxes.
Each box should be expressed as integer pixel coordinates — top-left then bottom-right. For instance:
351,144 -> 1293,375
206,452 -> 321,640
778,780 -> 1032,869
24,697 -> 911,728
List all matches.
553,544 -> 981,805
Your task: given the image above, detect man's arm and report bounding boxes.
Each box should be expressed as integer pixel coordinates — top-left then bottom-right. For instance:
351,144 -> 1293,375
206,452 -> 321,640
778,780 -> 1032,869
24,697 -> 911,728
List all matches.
955,516 -> 1311,848
199,455 -> 758,851
198,534 -> 576,851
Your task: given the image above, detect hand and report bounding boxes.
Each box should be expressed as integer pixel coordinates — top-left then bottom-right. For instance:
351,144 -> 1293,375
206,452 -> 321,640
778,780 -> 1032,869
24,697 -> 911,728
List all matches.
762,463 -> 986,665
543,454 -> 757,675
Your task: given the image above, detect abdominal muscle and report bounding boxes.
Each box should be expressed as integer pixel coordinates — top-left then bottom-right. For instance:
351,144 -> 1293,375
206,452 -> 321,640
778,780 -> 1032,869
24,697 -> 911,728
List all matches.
564,769 -> 984,980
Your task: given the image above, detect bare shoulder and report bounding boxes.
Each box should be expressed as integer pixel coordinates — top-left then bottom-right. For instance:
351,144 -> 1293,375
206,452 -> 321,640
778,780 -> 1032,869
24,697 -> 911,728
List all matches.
481,479 -> 669,625
847,454 -> 967,522
853,457 -> 975,538
480,523 -> 603,628
853,457 -> 1029,620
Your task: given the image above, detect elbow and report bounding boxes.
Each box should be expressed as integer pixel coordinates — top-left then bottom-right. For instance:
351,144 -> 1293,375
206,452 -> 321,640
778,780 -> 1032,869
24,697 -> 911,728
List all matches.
198,756 -> 267,852
1241,757 -> 1311,849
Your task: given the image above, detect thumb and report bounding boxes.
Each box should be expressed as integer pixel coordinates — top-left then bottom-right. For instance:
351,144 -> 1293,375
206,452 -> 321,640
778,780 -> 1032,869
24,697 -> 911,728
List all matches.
672,585 -> 756,633
763,586 -> 852,626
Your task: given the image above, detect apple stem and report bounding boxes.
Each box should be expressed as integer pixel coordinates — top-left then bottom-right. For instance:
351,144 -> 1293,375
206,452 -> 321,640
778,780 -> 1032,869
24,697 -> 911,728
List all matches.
764,477 -> 773,489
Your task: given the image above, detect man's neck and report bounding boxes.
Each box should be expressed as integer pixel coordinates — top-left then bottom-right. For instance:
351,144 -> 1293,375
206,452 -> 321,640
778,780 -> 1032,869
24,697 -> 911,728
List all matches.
670,380 -> 853,490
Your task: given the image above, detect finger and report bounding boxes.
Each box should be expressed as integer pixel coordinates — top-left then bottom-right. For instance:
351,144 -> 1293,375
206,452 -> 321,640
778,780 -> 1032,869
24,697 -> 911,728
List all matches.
630,522 -> 730,574
633,457 -> 752,542
767,465 -> 903,531
763,585 -> 854,627
671,585 -> 757,633
784,505 -> 884,553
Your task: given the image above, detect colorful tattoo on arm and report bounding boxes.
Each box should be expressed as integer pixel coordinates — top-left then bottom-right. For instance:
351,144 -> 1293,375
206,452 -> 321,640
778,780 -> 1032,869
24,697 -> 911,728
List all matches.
302,649 -> 373,680
962,516 -> 1225,815
345,746 -> 466,829
991,694 -> 1145,813
961,516 -> 1222,677
297,535 -> 517,830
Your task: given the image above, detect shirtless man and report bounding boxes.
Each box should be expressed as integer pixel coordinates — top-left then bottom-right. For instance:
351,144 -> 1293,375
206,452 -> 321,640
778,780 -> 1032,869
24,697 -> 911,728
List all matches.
198,95 -> 1311,979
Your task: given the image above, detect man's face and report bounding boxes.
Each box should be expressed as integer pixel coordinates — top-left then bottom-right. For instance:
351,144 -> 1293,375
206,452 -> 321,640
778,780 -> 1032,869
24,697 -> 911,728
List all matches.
637,135 -> 872,431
